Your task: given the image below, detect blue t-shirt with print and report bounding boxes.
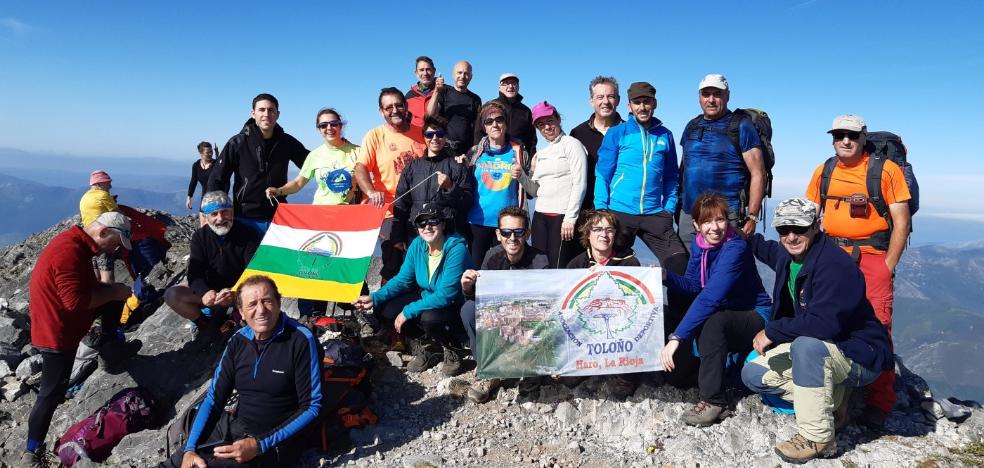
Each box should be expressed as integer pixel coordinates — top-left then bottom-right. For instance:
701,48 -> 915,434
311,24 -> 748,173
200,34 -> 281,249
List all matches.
468,146 -> 518,227
680,111 -> 762,215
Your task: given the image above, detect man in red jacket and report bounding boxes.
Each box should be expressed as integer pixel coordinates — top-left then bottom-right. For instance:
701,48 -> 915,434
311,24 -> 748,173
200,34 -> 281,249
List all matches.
17,212 -> 137,468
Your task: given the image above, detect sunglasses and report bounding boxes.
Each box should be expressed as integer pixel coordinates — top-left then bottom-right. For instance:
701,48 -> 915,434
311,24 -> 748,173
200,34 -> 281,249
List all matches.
831,131 -> 861,141
483,116 -> 506,126
424,130 -> 447,139
498,228 -> 527,238
317,120 -> 342,129
776,225 -> 811,236
415,218 -> 443,228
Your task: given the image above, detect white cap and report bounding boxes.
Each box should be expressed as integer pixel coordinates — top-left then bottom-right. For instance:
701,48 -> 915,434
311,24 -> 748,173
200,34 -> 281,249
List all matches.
698,74 -> 729,90
499,72 -> 519,83
828,114 -> 866,133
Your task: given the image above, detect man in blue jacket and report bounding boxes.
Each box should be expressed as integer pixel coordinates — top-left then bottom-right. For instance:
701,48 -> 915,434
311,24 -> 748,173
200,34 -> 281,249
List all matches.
166,275 -> 322,468
741,198 -> 893,464
594,81 -> 691,368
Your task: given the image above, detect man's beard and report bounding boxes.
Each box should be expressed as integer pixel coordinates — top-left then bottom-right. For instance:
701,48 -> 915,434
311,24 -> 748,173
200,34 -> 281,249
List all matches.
208,222 -> 232,236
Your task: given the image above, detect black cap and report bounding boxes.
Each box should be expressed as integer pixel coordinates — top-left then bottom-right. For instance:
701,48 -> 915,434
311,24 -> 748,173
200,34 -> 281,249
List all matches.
413,201 -> 454,224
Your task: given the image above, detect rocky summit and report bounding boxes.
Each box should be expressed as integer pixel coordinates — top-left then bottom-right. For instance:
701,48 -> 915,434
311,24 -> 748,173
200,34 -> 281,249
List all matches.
0,211 -> 982,467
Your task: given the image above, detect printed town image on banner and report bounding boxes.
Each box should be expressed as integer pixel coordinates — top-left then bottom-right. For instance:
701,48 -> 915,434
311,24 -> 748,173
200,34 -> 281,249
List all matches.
475,267 -> 665,379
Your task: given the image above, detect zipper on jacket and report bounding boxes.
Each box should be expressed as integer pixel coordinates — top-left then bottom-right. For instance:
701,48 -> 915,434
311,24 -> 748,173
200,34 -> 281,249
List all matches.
610,173 -> 625,191
638,121 -> 653,214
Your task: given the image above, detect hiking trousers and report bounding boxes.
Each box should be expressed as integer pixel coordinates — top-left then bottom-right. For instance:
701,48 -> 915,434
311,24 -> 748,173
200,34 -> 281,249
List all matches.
741,336 -> 880,443
26,350 -> 73,450
531,211 -> 578,269
694,309 -> 764,406
377,291 -> 467,348
857,252 -> 896,414
159,412 -> 305,468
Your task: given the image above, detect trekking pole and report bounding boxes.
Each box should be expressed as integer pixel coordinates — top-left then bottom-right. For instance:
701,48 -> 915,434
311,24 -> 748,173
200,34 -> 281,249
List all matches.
387,171 -> 439,208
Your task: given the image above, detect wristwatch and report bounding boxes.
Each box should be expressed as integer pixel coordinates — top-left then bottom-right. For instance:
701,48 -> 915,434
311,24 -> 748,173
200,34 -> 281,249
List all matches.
667,334 -> 683,342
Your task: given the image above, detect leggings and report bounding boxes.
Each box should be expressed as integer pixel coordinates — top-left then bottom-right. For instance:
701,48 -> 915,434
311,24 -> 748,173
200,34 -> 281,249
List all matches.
469,224 -> 498,268
377,291 -> 466,348
27,350 -> 74,451
531,212 -> 578,269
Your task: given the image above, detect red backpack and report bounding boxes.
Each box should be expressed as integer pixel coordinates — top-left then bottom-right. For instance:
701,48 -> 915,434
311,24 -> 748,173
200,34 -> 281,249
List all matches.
55,387 -> 157,466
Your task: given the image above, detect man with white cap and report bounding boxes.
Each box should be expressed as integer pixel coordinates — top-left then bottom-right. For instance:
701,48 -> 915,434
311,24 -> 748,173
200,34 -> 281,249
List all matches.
805,114 -> 911,428
475,72 -> 537,156
18,211 -> 138,468
742,198 -> 893,464
678,74 -> 766,248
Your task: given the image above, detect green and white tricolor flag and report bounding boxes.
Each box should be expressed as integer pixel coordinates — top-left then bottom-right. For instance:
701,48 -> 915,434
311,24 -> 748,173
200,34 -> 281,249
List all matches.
237,204 -> 385,303
475,267 -> 665,378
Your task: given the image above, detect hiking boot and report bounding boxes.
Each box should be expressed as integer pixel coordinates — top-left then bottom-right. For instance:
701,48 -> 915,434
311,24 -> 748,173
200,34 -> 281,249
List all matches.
441,344 -> 468,377
774,433 -> 837,463
14,451 -> 43,468
857,405 -> 889,430
468,379 -> 502,404
607,375 -> 638,400
182,318 -> 220,354
98,338 -> 142,374
406,339 -> 441,373
681,401 -> 730,427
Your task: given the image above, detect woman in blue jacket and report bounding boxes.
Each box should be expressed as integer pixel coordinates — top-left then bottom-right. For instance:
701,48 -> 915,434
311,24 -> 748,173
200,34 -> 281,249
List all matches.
659,192 -> 772,427
354,201 -> 472,377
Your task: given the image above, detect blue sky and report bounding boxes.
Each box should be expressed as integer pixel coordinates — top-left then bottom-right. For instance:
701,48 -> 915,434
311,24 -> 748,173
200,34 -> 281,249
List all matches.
1,1 -> 982,220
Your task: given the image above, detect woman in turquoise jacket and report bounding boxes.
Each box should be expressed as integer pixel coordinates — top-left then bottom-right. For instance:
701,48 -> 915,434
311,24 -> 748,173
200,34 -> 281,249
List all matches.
354,201 -> 473,376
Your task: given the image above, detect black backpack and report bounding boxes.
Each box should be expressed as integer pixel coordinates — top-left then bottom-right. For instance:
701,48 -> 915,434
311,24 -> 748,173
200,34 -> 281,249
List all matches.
318,338 -> 376,452
681,108 -> 776,216
818,131 -> 919,253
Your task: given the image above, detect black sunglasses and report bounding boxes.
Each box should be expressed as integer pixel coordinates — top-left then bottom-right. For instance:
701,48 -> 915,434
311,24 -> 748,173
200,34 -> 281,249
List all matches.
317,120 -> 342,129
415,218 -> 443,228
776,224 -> 811,236
831,130 -> 861,141
498,228 -> 527,238
423,130 -> 447,139
483,116 -> 506,126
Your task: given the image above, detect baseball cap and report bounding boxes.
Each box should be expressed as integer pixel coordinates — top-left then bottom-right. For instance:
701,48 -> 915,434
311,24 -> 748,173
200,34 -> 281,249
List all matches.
827,114 -> 866,133
531,101 -> 558,124
627,82 -> 656,100
89,170 -> 112,186
698,74 -> 729,90
499,73 -> 519,83
95,211 -> 132,250
772,198 -> 819,228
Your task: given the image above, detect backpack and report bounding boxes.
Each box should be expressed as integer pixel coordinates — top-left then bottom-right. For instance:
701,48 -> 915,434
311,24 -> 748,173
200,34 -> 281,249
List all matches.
164,389 -> 239,459
818,131 -> 919,253
56,387 -> 157,467
681,108 -> 776,217
318,339 -> 376,452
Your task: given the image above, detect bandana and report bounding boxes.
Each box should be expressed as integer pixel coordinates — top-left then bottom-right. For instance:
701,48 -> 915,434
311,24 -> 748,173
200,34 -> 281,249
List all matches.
202,201 -> 232,215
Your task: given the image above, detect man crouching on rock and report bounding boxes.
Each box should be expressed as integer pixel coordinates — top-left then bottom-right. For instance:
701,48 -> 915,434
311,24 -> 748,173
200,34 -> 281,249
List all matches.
163,191 -> 260,353
740,198 -> 893,463
17,212 -> 139,468
163,275 -> 322,468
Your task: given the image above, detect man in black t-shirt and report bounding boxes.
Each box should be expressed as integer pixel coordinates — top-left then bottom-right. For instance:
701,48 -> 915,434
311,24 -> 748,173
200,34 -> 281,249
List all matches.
570,76 -> 624,211
426,60 -> 482,153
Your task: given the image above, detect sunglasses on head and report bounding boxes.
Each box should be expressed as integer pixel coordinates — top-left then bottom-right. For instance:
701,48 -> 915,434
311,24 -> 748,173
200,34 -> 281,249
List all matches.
498,228 -> 527,238
831,130 -> 861,141
776,224 -> 811,236
483,116 -> 506,126
317,120 -> 342,129
423,130 -> 447,139
415,218 -> 442,228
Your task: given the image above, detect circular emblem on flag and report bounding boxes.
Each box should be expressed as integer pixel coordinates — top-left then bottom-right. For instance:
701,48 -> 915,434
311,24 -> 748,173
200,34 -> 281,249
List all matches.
299,232 -> 343,257
559,271 -> 656,342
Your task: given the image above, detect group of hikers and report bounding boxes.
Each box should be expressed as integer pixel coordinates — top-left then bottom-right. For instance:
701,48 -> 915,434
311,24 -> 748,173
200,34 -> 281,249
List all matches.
18,56 -> 915,467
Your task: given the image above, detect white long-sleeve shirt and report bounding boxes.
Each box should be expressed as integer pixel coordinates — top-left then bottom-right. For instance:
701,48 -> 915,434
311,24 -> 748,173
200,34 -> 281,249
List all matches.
531,133 -> 588,224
